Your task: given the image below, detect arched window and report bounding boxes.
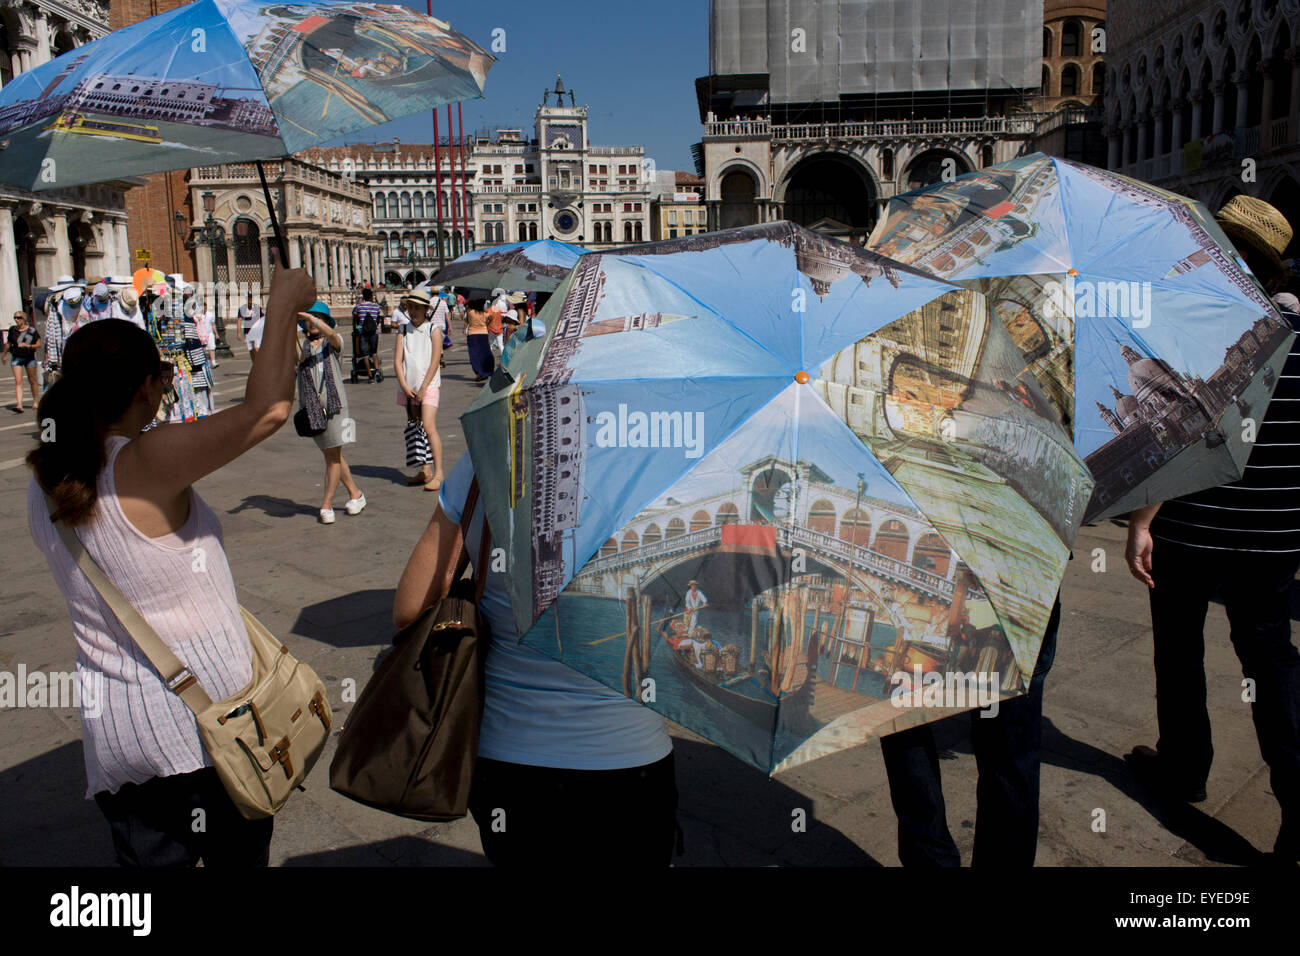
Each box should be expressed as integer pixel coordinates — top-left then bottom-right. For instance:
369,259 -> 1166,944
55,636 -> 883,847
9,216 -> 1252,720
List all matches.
980,143 -> 994,167
624,221 -> 632,242
689,510 -> 711,533
425,191 -> 437,217
413,192 -> 424,218
912,533 -> 950,576
600,538 -> 619,557
528,222 -> 538,240
620,530 -> 639,551
807,499 -> 836,534
875,520 -> 909,561
1042,26 -> 1052,57
715,503 -> 739,525
1061,64 -> 1080,97
1042,65 -> 1052,96
666,518 -> 686,538
1061,20 -> 1081,57
387,191 -> 398,217
399,192 -> 412,218
375,194 -> 387,218
519,222 -> 528,242
881,147 -> 894,180
634,222 -> 643,241
642,524 -> 663,546
839,508 -> 871,546
232,218 -> 262,286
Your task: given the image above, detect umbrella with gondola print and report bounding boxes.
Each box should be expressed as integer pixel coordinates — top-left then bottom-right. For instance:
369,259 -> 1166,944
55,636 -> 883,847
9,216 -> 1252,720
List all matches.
0,0 -> 494,261
459,222 -> 1095,774
868,153 -> 1295,522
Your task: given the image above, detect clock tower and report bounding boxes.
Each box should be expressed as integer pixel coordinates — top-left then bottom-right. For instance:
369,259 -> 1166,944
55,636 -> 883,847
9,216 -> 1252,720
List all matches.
537,74 -> 589,243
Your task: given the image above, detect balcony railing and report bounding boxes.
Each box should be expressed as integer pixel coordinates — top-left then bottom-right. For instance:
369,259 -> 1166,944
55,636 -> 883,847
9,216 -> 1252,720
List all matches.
476,184 -> 542,193
703,115 -> 1044,142
1264,116 -> 1292,150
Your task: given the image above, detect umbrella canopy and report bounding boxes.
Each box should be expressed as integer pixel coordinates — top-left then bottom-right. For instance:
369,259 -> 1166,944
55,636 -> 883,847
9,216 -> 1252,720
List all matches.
429,239 -> 591,293
869,153 -> 1295,522
0,0 -> 492,191
461,222 -> 1093,774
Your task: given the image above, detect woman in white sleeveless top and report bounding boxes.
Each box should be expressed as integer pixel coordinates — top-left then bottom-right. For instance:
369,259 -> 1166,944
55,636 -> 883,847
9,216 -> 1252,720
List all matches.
393,289 -> 444,491
26,264 -> 316,867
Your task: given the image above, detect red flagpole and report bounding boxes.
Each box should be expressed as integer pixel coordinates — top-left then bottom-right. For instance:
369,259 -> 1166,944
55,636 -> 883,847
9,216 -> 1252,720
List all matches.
432,108 -> 444,266
448,105 -> 460,257
458,101 -> 468,250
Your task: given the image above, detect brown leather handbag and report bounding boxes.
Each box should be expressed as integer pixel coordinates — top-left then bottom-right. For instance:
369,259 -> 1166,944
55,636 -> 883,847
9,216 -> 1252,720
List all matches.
329,480 -> 491,821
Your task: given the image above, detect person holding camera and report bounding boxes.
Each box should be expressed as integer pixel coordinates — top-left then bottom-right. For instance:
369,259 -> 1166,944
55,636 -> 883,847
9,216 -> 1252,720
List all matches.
297,301 -> 364,524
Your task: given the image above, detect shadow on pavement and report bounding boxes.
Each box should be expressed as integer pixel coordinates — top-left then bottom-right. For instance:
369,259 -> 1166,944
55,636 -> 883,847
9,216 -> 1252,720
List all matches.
293,588 -> 396,648
671,737 -> 880,866
349,464 -> 416,486
1038,717 -> 1266,866
227,495 -> 319,519
0,740 -> 114,865
283,835 -> 487,867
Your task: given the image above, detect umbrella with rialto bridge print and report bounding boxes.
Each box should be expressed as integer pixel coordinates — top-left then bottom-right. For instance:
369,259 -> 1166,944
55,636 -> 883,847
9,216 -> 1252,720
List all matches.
460,222 -> 1095,774
0,0 -> 494,260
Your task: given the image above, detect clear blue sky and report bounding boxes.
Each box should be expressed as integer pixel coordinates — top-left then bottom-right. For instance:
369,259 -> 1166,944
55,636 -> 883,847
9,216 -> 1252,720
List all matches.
327,0 -> 710,172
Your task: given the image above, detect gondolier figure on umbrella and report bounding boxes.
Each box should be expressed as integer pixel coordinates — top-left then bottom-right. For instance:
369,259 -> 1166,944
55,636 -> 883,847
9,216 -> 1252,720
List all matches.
684,580 -> 708,633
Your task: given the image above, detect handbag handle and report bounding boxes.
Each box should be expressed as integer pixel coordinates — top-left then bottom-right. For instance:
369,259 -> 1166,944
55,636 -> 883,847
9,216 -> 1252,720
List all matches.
45,497 -> 215,715
438,477 -> 493,606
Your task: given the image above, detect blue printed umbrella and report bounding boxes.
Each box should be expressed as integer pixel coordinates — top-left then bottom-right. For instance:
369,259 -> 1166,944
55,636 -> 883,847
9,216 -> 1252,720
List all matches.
429,239 -> 592,293
869,153 -> 1295,521
0,0 -> 493,255
460,222 -> 1095,774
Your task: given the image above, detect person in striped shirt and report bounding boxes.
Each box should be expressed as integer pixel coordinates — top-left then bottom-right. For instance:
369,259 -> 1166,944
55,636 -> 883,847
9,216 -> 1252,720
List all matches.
1125,195 -> 1300,864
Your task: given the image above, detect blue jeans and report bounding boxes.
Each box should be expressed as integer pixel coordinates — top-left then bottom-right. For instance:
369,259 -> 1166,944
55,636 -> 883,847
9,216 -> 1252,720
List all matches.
880,595 -> 1060,867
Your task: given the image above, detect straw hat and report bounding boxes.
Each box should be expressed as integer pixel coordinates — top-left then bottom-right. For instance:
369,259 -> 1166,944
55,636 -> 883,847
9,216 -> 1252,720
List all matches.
49,274 -> 77,293
1216,195 -> 1293,280
118,288 -> 139,312
401,288 -> 432,309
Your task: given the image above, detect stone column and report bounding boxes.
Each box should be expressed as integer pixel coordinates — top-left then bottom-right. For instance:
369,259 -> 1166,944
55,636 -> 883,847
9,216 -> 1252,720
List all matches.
1171,103 -> 1185,173
34,11 -> 51,64
1136,118 -> 1148,167
1212,81 -> 1225,134
50,210 -> 73,278
1233,71 -> 1249,129
1289,48 -> 1300,128
1153,109 -> 1166,158
114,220 -> 129,274
288,235 -> 301,269
1191,98 -> 1204,140
0,204 -> 23,324
1107,130 -> 1121,169
1261,59 -> 1276,131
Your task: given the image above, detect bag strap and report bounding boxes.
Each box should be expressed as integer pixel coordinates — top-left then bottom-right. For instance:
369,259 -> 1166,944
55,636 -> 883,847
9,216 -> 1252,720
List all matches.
440,478 -> 479,597
45,496 -> 215,715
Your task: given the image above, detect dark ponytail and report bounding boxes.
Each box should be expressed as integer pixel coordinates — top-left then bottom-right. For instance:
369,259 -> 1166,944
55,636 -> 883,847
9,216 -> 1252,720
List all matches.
27,320 -> 163,526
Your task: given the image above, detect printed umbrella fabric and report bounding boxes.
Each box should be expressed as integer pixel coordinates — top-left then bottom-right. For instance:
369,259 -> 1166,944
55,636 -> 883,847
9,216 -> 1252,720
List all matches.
461,222 -> 1094,774
869,153 -> 1295,522
0,0 -> 493,191
429,240 -> 592,293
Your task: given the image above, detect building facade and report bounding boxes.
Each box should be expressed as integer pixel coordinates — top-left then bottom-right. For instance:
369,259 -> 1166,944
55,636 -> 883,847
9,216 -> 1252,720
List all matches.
651,171 -> 708,240
1104,0 -> 1300,247
307,75 -> 651,286
0,0 -> 133,327
187,158 -> 383,308
697,1 -> 1112,240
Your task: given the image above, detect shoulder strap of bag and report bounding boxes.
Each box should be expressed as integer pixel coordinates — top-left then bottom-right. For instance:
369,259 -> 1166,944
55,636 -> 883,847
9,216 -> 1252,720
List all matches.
45,497 -> 215,714
440,477 -> 479,597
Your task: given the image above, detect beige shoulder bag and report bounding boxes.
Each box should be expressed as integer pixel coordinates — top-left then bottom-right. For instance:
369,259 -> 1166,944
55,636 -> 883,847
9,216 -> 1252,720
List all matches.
50,505 -> 331,819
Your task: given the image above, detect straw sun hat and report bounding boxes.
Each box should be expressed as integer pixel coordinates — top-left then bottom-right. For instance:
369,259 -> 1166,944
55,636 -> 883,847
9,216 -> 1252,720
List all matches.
1216,195 -> 1293,281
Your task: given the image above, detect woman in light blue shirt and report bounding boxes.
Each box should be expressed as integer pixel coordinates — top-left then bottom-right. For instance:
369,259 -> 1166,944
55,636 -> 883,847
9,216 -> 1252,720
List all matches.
395,451 -> 676,866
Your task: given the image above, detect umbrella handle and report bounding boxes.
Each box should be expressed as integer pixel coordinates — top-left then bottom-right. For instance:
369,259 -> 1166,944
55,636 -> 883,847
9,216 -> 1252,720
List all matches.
256,160 -> 290,269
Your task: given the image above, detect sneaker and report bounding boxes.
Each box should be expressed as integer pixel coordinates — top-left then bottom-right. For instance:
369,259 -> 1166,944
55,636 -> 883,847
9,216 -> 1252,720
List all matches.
319,508 -> 336,524
1124,745 -> 1207,802
344,493 -> 366,516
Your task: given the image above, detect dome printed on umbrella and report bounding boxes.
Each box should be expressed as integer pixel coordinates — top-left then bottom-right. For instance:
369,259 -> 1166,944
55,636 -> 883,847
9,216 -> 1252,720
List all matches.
869,154 -> 1295,522
461,222 -> 1094,774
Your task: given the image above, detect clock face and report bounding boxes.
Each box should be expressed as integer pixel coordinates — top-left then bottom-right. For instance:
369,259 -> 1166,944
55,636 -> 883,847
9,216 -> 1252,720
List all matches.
554,210 -> 579,234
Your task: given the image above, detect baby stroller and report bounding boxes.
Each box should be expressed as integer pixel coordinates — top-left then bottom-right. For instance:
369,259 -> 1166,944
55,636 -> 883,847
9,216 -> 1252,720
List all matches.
350,325 -> 384,384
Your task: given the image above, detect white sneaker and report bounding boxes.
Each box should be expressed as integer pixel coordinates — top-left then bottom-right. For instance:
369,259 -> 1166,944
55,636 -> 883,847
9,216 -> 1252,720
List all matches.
344,493 -> 366,516
319,508 -> 336,524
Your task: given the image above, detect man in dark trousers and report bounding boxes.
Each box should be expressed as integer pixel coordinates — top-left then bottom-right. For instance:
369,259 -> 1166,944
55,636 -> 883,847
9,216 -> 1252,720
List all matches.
1126,195 -> 1300,864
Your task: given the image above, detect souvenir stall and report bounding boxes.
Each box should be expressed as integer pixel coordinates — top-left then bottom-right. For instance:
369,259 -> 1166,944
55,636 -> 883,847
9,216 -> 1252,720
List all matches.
141,280 -> 215,422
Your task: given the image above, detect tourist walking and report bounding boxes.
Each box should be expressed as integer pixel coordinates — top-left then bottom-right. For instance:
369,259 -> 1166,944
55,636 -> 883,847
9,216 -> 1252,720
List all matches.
4,311 -> 41,412
296,301 -> 364,524
393,289 -> 443,491
1125,196 -> 1300,863
464,297 -> 494,381
394,450 -> 676,866
351,287 -> 382,381
237,293 -> 263,355
25,264 -> 317,866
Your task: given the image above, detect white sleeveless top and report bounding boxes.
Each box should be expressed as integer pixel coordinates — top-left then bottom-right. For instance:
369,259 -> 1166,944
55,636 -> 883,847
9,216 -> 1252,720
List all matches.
401,321 -> 440,390
27,436 -> 254,797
